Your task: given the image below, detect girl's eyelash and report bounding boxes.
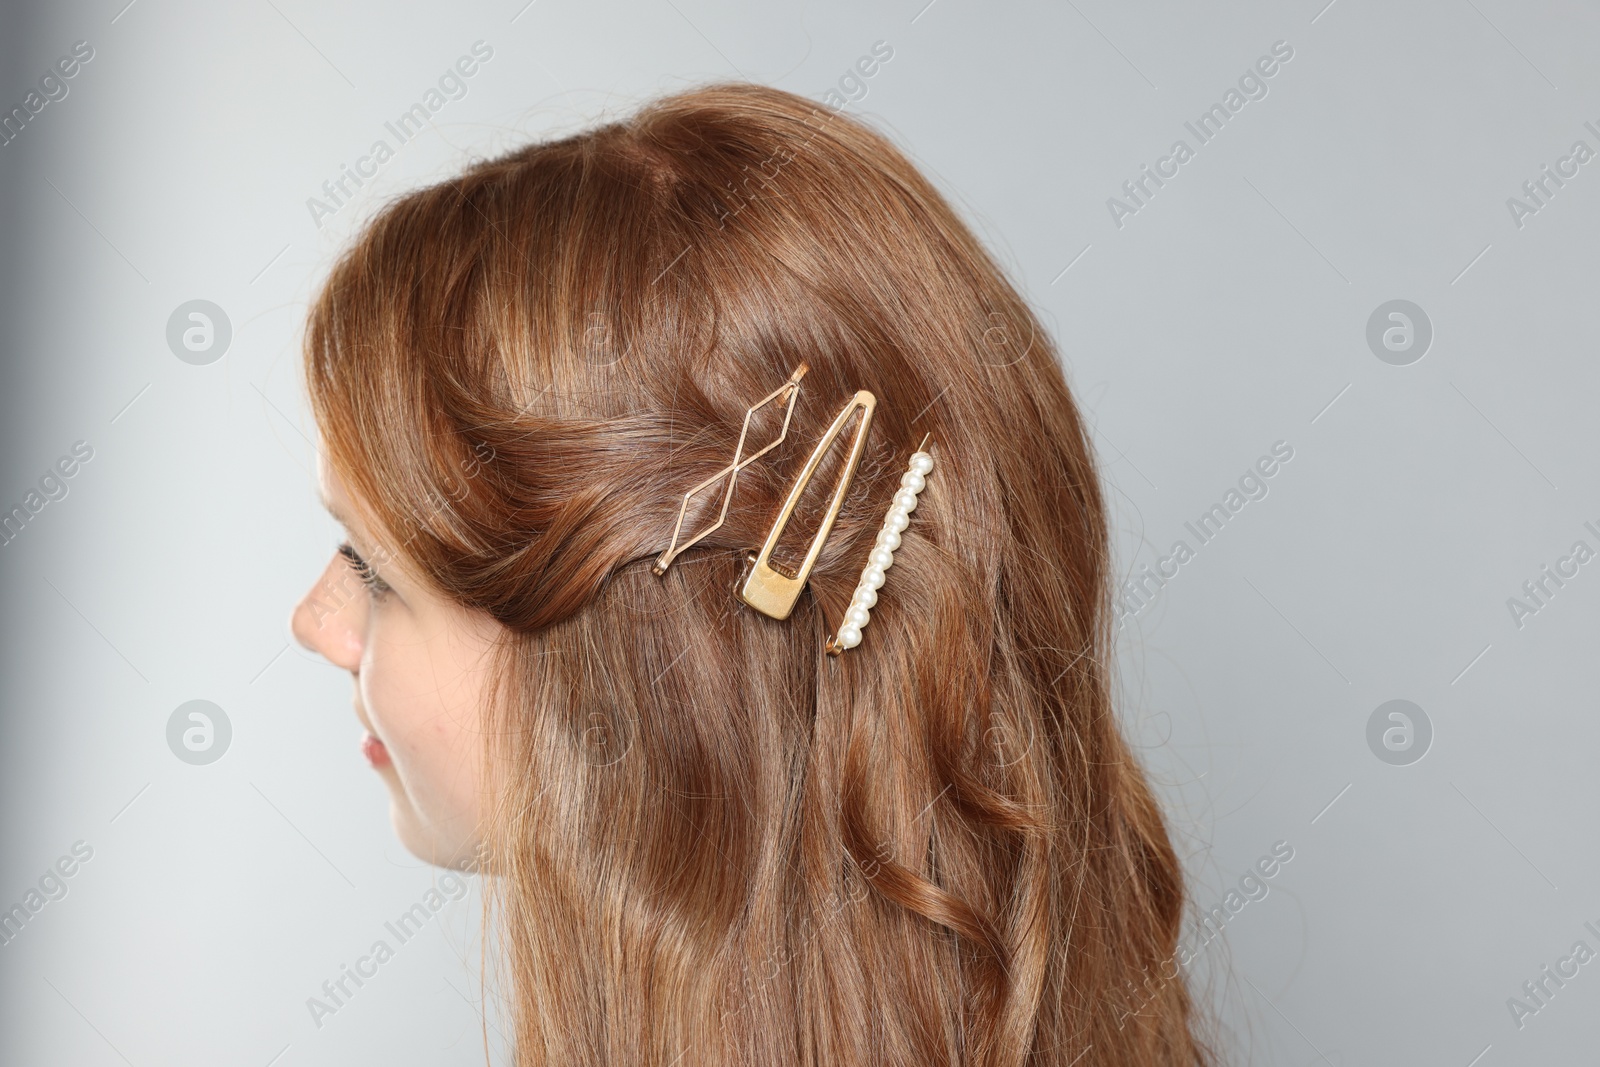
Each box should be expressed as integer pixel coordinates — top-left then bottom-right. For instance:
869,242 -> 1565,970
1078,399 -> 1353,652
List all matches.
338,541 -> 392,595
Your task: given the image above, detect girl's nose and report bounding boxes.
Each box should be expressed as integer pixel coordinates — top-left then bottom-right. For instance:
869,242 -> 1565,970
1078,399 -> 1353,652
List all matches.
291,552 -> 366,670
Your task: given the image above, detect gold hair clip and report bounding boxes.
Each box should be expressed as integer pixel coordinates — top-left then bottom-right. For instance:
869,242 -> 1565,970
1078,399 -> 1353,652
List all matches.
653,364 -> 809,575
826,435 -> 933,655
739,391 -> 876,620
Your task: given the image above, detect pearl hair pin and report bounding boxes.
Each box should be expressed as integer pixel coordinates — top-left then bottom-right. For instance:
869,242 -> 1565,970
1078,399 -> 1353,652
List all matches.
825,440 -> 934,656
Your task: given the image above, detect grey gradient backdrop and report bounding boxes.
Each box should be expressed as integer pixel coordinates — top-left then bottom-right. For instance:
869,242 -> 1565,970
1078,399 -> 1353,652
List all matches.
2,0 -> 1596,1064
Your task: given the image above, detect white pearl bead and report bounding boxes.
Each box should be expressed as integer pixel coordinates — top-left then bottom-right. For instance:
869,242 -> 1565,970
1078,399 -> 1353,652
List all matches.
833,451 -> 936,653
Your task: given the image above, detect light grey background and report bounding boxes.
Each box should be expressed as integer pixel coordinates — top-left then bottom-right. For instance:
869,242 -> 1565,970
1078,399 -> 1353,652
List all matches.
2,0 -> 1596,1064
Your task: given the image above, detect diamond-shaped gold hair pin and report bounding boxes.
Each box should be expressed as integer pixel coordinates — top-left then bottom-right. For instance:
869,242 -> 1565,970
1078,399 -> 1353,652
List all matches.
652,363 -> 809,575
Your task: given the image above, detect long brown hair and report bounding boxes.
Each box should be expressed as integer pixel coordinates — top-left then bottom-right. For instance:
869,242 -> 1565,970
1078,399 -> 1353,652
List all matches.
304,82 -> 1209,1066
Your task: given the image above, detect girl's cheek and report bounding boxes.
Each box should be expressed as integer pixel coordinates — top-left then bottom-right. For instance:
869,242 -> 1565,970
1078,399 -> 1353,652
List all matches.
363,636 -> 435,756
359,649 -> 405,745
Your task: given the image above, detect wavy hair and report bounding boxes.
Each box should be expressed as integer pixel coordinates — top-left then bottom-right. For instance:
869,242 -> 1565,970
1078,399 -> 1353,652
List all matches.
303,82 -> 1208,1067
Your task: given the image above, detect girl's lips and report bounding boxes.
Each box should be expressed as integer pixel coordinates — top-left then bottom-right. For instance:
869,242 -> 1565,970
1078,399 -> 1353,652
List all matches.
361,732 -> 391,768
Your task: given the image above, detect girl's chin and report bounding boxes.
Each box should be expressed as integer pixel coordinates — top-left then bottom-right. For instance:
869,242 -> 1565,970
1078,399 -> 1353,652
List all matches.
387,793 -> 481,870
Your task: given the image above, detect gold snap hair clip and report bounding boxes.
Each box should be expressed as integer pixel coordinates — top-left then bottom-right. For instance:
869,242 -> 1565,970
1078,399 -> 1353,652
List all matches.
826,435 -> 933,656
739,390 -> 876,620
653,364 -> 809,575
